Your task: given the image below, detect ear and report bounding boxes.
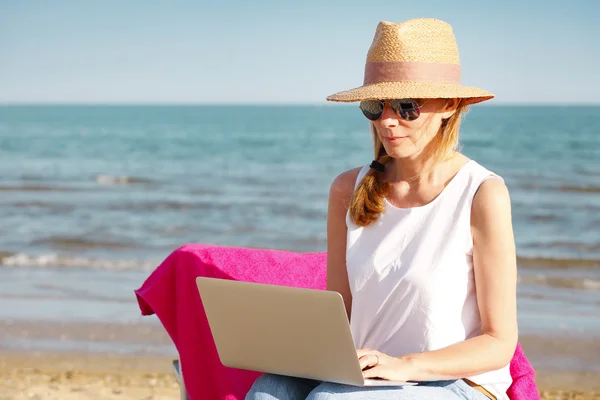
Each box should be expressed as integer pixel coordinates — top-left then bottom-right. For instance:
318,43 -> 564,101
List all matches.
440,98 -> 460,119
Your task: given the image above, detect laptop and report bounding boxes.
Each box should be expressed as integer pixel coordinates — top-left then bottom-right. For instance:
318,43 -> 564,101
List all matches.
196,277 -> 417,387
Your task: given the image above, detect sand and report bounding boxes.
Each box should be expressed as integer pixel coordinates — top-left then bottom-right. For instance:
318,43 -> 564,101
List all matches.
0,351 -> 179,400
2,350 -> 599,400
1,319 -> 599,399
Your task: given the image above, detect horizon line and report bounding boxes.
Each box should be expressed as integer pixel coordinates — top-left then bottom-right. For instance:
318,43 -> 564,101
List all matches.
1,101 -> 599,107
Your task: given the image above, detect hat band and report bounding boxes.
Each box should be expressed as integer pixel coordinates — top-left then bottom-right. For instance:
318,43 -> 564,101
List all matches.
364,61 -> 461,85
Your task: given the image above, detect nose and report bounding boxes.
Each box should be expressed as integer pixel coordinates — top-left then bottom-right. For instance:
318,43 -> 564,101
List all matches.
379,103 -> 398,128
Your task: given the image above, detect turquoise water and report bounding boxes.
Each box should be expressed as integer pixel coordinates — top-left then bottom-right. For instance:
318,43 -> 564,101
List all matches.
0,105 -> 599,338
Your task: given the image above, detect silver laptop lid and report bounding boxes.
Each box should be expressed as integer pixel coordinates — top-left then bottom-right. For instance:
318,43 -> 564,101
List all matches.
196,277 -> 365,386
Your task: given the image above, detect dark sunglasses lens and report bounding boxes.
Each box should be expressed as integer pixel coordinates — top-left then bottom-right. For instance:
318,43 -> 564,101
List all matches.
390,99 -> 421,121
359,100 -> 384,121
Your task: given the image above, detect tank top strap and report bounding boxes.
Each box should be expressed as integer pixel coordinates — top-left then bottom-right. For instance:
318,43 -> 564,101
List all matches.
463,161 -> 504,203
353,165 -> 372,190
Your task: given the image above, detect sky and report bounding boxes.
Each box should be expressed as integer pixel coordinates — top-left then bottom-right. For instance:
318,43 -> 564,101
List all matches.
1,0 -> 599,105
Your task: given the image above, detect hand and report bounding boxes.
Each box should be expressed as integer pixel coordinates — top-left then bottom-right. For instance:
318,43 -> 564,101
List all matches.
357,349 -> 417,382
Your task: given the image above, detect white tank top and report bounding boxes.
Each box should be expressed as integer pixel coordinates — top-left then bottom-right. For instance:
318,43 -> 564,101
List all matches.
346,160 -> 512,399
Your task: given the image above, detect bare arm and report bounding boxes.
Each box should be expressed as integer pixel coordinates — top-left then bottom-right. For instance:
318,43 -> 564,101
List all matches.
326,168 -> 360,321
401,178 -> 519,379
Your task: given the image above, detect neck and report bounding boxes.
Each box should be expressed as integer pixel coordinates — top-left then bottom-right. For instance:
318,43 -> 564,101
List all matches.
387,151 -> 455,183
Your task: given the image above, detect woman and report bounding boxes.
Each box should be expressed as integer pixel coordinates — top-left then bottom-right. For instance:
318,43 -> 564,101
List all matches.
246,18 -> 517,400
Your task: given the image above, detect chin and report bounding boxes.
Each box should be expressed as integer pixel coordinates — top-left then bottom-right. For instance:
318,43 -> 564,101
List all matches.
383,145 -> 418,160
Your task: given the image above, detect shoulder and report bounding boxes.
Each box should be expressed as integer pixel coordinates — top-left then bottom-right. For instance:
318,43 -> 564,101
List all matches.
471,177 -> 512,227
328,167 -> 364,210
329,167 -> 363,197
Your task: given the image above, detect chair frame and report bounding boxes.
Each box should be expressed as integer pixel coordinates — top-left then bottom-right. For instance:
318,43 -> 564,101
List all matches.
172,359 -> 189,400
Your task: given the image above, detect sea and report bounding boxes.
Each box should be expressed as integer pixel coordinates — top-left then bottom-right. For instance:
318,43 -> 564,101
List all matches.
0,105 -> 599,349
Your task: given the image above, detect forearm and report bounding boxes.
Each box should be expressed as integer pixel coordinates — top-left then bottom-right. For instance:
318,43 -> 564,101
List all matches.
402,333 -> 517,381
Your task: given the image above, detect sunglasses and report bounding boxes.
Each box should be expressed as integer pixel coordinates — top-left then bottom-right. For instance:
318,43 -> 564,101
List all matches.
359,99 -> 423,121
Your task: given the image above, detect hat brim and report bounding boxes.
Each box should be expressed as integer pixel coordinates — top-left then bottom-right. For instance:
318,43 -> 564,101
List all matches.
326,81 -> 494,105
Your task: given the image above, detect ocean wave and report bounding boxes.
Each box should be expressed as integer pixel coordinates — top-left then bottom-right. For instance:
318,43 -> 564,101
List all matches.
9,201 -> 75,212
520,183 -> 600,194
95,175 -> 154,185
109,200 -> 219,212
19,174 -> 49,181
525,214 -> 559,223
33,236 -> 140,250
0,185 -> 76,192
518,256 -> 600,269
524,241 -> 600,253
583,279 -> 600,290
558,185 -> 600,194
519,275 -> 600,291
3,251 -> 599,274
0,252 -> 158,271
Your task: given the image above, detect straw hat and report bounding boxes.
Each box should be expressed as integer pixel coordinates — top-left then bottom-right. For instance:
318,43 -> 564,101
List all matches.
326,19 -> 494,105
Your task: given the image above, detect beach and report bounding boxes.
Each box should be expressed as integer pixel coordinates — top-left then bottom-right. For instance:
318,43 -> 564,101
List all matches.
2,0 -> 600,396
1,321 -> 599,399
2,360 -> 599,400
1,105 -> 599,399
0,351 -> 179,400
2,353 -> 600,400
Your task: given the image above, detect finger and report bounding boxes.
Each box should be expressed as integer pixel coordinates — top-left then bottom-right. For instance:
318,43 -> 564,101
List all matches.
356,348 -> 372,358
358,354 -> 379,370
362,365 -> 384,379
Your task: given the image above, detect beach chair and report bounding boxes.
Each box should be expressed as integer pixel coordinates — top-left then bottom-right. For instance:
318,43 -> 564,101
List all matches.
137,245 -> 539,399
172,359 -> 189,400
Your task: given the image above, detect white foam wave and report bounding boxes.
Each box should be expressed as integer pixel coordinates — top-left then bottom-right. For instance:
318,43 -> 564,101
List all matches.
582,279 -> 600,290
95,175 -> 153,185
1,252 -> 158,271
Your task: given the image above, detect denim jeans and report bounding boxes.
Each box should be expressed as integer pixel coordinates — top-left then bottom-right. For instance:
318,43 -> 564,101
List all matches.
245,374 -> 491,400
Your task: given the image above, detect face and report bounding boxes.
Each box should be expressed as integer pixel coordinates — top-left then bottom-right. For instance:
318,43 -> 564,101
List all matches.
366,98 -> 459,159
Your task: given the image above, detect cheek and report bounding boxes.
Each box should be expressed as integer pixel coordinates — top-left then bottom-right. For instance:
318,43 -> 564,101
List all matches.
415,116 -> 442,138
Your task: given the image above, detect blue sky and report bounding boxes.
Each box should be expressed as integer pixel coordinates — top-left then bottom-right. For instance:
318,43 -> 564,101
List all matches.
1,0 -> 598,104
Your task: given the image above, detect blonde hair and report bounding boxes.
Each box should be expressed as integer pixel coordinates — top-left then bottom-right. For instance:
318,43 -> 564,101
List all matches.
349,100 -> 469,227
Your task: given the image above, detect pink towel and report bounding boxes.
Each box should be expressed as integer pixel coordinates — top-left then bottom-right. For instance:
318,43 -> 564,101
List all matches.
135,244 -> 539,400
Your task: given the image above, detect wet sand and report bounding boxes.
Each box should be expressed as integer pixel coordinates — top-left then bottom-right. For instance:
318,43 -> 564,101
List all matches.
0,319 -> 599,399
0,350 -> 179,400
